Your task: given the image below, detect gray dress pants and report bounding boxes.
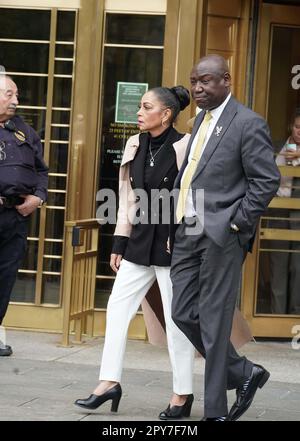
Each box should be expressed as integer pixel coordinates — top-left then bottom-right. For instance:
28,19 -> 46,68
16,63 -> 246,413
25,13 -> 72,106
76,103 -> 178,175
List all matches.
171,219 -> 253,418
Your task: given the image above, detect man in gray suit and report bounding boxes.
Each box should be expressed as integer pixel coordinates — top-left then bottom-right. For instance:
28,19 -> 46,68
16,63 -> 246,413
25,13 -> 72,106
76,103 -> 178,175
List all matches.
171,55 -> 280,421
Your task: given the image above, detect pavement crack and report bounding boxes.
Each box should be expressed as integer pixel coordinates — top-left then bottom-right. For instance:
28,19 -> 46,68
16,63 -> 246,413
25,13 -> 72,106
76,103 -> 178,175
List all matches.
60,382 -> 75,389
257,410 -> 266,418
78,414 -> 91,421
280,390 -> 291,399
51,347 -> 93,362
18,398 -> 39,407
145,379 -> 161,387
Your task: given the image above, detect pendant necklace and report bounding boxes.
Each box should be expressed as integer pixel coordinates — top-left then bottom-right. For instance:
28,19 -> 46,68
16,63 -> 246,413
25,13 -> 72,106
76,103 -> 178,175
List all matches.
149,141 -> 165,167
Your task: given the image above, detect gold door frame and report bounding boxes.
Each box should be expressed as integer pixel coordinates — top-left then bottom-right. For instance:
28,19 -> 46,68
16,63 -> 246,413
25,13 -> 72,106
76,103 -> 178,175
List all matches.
242,2 -> 300,337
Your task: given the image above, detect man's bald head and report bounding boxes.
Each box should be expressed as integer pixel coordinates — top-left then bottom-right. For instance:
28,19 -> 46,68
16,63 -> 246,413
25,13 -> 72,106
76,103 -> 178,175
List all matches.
0,74 -> 15,90
190,54 -> 231,110
0,75 -> 19,122
194,55 -> 230,77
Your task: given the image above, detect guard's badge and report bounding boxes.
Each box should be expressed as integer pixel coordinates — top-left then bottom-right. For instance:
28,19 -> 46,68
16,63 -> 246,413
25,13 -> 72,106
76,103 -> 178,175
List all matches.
14,130 -> 26,142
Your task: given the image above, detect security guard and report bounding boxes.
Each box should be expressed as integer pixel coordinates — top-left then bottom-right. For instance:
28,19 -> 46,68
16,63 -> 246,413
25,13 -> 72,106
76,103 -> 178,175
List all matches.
0,75 -> 48,356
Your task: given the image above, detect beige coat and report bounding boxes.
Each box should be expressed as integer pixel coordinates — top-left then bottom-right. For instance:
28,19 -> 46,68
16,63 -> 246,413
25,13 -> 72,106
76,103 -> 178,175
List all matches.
114,132 -> 191,238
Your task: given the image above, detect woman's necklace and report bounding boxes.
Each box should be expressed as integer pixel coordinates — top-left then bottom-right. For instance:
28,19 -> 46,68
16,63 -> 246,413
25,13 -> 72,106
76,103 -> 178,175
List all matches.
149,142 -> 165,167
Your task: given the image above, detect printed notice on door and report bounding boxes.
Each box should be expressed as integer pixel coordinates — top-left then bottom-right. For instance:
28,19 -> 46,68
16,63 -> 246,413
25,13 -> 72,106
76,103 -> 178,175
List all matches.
115,82 -> 148,124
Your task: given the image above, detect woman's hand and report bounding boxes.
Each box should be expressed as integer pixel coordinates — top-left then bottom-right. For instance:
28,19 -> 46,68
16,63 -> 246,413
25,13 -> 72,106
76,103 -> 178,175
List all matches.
282,149 -> 300,161
110,254 -> 123,273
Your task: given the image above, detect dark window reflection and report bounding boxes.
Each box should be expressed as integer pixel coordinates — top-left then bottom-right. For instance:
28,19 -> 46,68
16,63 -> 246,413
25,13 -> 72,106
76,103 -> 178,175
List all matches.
43,258 -> 62,273
0,42 -> 49,73
42,275 -> 60,304
0,8 -> 51,40
20,240 -> 39,271
103,47 -> 163,129
55,44 -> 74,58
17,109 -> 46,135
27,210 -> 40,238
52,111 -> 71,125
53,77 -> 72,107
14,76 -> 48,107
97,232 -> 116,277
45,209 -> 65,240
51,127 -> 69,141
95,278 -> 114,309
105,14 -> 165,45
44,241 -> 63,256
48,175 -> 67,191
49,143 -> 69,173
55,60 -> 73,75
11,273 -> 36,303
56,11 -> 76,42
49,143 -> 68,174
47,192 -> 66,207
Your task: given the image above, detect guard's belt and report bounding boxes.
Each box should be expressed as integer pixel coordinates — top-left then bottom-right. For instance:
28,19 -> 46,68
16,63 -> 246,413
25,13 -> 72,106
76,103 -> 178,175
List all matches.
0,195 -> 25,208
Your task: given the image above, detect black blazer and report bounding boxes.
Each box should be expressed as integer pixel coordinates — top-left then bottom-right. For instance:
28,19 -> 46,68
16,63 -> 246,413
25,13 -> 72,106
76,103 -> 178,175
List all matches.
113,128 -> 187,266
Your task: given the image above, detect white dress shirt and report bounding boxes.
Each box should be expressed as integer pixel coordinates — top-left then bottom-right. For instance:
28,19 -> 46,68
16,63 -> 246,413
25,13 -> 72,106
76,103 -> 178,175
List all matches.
183,93 -> 232,217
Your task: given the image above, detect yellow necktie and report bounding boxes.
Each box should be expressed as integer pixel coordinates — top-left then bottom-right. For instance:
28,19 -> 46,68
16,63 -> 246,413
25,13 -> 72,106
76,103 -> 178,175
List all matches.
176,111 -> 212,222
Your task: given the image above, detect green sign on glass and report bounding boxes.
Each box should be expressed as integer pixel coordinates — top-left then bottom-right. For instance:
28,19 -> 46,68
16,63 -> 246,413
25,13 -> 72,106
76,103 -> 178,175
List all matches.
115,82 -> 148,124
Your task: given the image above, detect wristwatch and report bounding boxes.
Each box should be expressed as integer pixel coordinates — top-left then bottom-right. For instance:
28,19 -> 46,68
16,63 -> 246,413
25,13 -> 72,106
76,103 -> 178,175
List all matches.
38,198 -> 44,207
230,223 -> 240,232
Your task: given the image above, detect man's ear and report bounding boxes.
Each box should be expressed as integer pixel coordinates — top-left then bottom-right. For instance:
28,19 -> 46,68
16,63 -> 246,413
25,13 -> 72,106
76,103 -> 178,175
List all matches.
223,72 -> 231,87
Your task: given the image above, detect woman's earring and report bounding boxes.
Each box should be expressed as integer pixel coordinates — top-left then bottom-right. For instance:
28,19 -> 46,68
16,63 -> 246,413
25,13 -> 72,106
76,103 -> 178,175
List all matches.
162,119 -> 168,127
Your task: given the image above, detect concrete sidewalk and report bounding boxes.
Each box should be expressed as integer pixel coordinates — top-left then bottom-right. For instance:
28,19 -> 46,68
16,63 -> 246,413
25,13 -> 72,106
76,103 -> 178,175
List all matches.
0,329 -> 300,421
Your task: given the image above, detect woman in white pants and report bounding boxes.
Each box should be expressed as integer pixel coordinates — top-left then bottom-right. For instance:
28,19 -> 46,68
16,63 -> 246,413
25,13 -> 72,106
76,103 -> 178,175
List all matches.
75,86 -> 195,419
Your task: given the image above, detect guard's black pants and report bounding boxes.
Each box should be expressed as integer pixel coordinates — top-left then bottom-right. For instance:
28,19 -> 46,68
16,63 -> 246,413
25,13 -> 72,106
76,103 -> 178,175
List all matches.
0,209 -> 28,325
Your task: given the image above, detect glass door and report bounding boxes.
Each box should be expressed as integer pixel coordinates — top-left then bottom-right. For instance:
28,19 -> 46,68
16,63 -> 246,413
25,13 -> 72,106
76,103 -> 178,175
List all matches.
242,2 -> 300,337
95,11 -> 166,309
0,1 -> 79,330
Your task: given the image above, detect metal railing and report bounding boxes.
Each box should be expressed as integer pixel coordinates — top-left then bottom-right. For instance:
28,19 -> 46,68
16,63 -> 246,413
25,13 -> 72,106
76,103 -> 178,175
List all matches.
61,219 -> 100,346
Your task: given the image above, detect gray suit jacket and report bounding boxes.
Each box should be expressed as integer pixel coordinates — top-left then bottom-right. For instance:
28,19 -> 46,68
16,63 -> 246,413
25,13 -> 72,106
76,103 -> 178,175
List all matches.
173,96 -> 281,248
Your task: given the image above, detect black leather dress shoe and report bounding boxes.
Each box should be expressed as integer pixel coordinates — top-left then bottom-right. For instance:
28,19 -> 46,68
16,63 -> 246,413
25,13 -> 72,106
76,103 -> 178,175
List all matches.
0,345 -> 13,356
201,416 -> 227,421
228,364 -> 270,421
74,384 -> 122,412
159,394 -> 194,420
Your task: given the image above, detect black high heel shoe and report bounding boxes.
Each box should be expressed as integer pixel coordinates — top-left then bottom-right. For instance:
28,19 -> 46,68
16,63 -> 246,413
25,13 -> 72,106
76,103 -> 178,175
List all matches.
159,394 -> 194,420
74,384 -> 122,412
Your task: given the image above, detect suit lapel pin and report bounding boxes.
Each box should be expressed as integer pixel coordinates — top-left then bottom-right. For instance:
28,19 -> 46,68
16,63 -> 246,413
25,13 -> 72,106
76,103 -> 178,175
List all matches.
215,126 -> 223,137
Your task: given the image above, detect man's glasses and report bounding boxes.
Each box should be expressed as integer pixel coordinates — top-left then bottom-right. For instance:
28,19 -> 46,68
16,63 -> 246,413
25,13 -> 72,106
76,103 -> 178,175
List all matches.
0,140 -> 6,161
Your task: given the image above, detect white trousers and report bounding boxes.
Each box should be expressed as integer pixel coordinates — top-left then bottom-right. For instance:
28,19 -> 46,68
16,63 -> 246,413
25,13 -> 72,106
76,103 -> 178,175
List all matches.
99,259 -> 195,394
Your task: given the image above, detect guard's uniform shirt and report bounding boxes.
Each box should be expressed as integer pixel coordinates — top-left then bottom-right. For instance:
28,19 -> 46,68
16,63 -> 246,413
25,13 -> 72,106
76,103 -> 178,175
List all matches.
0,115 -> 48,201
0,116 -> 48,326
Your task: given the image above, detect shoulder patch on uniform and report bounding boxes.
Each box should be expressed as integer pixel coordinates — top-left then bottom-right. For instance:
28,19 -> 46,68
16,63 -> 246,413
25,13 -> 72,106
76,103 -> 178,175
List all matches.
14,130 -> 26,142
